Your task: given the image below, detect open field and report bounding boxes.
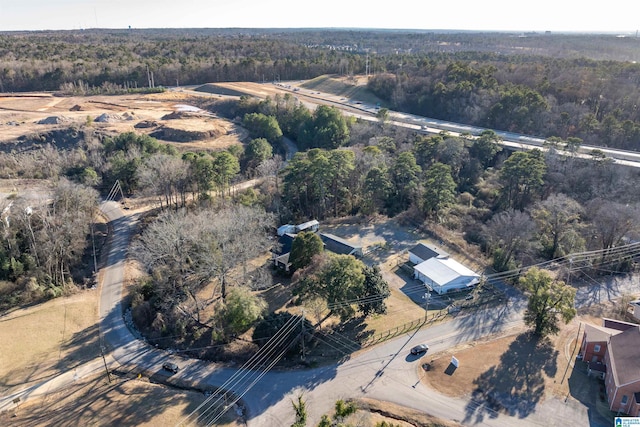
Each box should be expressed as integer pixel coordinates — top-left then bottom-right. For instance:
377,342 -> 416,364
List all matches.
0,372 -> 241,427
300,74 -> 385,105
0,292 -> 101,396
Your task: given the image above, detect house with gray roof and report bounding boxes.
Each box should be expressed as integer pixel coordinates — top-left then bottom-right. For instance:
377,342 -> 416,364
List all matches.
579,318 -> 640,416
319,233 -> 363,257
605,324 -> 640,415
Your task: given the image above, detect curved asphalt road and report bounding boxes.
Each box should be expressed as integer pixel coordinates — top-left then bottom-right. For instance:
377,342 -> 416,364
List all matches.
1,200 -> 611,426
97,201 -> 605,427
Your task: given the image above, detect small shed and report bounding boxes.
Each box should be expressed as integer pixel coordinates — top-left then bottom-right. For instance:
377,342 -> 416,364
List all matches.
274,253 -> 291,272
320,233 -> 363,257
408,242 -> 448,265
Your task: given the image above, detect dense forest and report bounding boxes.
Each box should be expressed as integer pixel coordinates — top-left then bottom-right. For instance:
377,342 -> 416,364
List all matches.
2,29 -> 640,150
1,29 -> 640,358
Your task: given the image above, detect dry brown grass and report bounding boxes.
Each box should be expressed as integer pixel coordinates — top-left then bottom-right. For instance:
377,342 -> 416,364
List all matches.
0,291 -> 100,396
0,372 -> 242,427
361,288 -> 426,333
419,317 -> 585,406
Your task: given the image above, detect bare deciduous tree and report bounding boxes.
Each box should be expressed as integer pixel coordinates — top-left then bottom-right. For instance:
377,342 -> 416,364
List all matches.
587,198 -> 639,259
30,179 -> 98,288
133,204 -> 275,326
136,153 -> 189,209
484,210 -> 537,271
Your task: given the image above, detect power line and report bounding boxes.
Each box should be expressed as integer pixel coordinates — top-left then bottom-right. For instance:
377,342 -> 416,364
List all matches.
175,241 -> 640,425
198,317 -> 302,426
177,314 -> 303,427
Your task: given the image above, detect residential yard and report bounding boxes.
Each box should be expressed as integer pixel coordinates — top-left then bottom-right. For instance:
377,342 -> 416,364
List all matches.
418,313 -> 616,424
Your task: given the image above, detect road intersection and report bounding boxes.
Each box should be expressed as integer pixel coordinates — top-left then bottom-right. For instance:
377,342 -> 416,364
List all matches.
2,200 -> 631,426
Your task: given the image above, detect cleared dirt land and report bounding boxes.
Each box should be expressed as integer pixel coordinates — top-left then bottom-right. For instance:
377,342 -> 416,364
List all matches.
0,90 -> 247,153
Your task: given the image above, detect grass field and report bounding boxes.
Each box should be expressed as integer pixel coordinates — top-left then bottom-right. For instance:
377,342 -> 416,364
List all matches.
300,75 -> 386,106
0,292 -> 100,395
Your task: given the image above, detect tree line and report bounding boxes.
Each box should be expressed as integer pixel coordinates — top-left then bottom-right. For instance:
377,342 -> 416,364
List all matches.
2,29 -> 640,152
224,93 -> 640,278
367,57 -> 640,151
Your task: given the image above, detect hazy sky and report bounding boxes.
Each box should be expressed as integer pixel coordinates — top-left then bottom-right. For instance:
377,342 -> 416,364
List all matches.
0,0 -> 638,33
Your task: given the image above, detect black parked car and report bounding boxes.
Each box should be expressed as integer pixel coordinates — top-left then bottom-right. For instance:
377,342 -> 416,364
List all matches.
410,344 -> 429,355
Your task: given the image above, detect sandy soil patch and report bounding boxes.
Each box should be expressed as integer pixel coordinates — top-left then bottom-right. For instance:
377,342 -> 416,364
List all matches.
353,397 -> 462,427
0,91 -> 246,152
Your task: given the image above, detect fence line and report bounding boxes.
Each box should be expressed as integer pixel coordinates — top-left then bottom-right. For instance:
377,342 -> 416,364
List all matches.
360,310 -> 448,348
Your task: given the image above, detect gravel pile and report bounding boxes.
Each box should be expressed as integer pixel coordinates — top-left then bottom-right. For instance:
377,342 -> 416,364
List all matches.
37,116 -> 70,124
94,113 -> 122,123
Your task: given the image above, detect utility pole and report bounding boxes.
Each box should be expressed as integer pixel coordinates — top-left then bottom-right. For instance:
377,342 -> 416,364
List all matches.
300,312 -> 306,361
423,292 -> 431,321
365,52 -> 370,77
91,222 -> 98,274
100,336 -> 112,383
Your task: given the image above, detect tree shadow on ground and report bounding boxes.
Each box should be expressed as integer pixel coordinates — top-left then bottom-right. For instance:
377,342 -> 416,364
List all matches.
0,321 -> 101,391
1,374 -> 214,427
305,316 -> 372,363
464,332 -> 558,424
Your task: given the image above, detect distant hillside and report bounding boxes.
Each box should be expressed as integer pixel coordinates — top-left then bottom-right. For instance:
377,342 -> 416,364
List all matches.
300,75 -> 386,106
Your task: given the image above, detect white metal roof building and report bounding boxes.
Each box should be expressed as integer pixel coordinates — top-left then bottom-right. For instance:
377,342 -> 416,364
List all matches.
413,256 -> 480,294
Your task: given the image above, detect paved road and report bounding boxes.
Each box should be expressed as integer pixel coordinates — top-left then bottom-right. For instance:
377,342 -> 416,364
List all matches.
95,201 -> 602,426
2,201 -> 625,426
96,201 -> 532,425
